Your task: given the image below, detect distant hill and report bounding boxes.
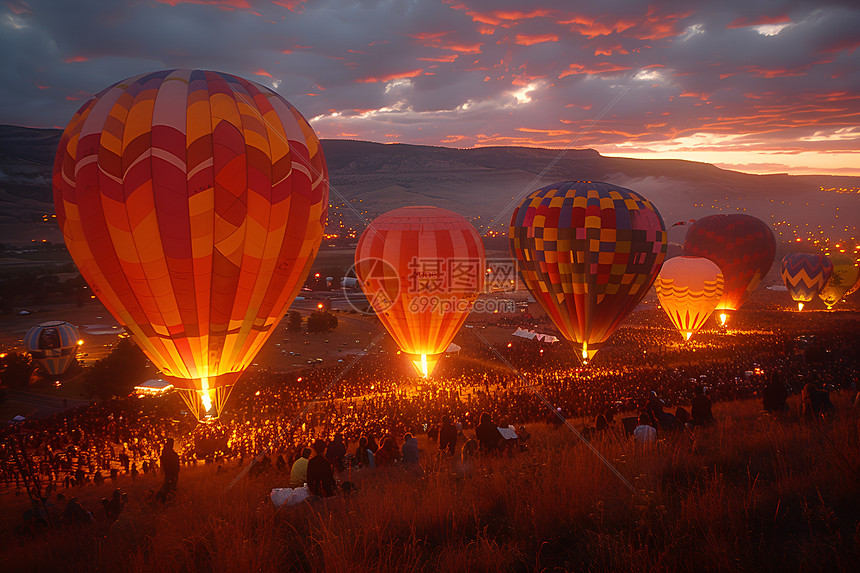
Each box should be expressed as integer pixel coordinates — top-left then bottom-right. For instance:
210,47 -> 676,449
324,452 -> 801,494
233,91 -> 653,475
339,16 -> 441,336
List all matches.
2,125 -> 858,252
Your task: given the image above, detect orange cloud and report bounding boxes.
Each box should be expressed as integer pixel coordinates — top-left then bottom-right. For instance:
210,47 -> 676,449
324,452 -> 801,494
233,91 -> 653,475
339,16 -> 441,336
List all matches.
559,62 -> 632,78
410,31 -> 451,41
561,15 -> 636,38
445,2 -> 552,27
272,0 -> 307,11
418,55 -> 458,62
726,14 -> 791,29
254,68 -> 273,77
625,9 -> 692,40
7,1 -> 32,15
514,33 -> 558,46
64,56 -> 88,63
516,127 -> 575,136
357,69 -> 424,83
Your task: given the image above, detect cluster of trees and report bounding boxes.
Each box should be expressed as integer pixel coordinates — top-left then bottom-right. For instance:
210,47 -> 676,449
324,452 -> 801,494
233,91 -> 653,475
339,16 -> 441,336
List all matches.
0,351 -> 35,387
286,310 -> 339,333
84,337 -> 152,400
0,271 -> 90,312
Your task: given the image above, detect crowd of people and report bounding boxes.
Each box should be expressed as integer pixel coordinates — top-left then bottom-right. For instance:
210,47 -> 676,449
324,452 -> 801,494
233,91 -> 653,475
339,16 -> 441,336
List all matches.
1,310 -> 857,513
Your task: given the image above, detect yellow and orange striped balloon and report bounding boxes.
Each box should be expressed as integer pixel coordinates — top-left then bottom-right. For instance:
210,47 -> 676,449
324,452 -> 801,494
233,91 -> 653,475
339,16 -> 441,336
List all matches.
53,70 -> 328,419
355,207 -> 485,377
656,256 -> 724,341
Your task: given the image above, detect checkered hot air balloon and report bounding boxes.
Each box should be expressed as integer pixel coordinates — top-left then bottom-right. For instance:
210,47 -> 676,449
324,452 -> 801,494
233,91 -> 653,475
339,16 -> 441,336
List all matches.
655,256 -> 724,341
25,321 -> 81,376
818,254 -> 860,309
781,253 -> 833,311
682,214 -> 775,325
53,70 -> 328,420
355,206 -> 485,377
510,181 -> 667,362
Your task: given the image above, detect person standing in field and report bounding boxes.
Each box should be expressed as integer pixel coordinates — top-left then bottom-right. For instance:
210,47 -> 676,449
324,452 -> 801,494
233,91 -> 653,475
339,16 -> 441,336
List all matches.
439,415 -> 457,456
307,440 -> 337,497
157,438 -> 180,502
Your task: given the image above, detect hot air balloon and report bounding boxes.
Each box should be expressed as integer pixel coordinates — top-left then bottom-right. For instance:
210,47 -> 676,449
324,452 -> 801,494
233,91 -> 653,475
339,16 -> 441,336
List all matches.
510,181 -> 667,362
845,268 -> 860,299
655,257 -> 724,341
682,214 -> 775,326
355,206 -> 485,377
781,253 -> 833,310
53,70 -> 328,420
818,254 -> 860,309
25,321 -> 81,376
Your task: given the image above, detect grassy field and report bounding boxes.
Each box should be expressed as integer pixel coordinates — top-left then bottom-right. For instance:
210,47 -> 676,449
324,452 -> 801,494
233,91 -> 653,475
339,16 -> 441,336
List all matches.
2,392 -> 858,572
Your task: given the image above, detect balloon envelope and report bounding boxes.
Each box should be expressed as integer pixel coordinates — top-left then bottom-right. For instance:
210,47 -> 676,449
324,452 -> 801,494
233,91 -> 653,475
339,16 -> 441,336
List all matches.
781,253 -> 833,310
53,69 -> 328,419
25,321 -> 80,376
818,254 -> 860,309
510,181 -> 667,361
355,206 -> 485,376
655,256 -> 724,340
682,214 -> 775,318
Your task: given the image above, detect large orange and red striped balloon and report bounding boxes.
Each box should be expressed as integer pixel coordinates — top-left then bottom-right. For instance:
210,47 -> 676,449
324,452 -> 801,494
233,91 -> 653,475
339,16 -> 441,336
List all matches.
355,206 -> 485,377
510,181 -> 667,361
682,214 -> 775,325
53,70 -> 328,419
655,257 -> 724,341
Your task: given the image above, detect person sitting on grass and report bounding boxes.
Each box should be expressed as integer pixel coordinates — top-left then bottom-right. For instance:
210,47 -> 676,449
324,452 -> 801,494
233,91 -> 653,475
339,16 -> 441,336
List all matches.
307,440 -> 337,498
401,433 -> 422,475
476,412 -> 503,453
289,447 -> 311,488
373,436 -> 401,468
633,413 -> 657,445
354,436 -> 375,469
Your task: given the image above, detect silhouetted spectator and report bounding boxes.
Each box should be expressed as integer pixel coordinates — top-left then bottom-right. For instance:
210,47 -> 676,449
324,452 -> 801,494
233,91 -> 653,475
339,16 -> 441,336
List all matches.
439,415 -> 457,455
307,440 -> 336,497
156,437 -> 180,502
763,372 -> 789,412
476,412 -> 502,453
691,385 -> 714,426
354,436 -> 375,469
326,433 -> 347,473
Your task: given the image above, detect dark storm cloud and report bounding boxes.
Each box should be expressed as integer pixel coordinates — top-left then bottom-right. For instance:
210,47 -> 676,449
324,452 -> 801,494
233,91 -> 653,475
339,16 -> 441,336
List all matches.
0,0 -> 857,172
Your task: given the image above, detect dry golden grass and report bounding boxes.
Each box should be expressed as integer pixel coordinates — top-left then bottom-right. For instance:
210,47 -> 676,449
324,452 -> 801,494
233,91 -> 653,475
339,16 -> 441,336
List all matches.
2,393 -> 859,572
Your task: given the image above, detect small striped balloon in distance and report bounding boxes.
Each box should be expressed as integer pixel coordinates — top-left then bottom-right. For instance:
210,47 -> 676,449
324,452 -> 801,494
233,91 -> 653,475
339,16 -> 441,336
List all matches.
25,321 -> 82,376
818,253 -> 860,309
355,206 -> 486,377
682,214 -> 776,326
510,181 -> 667,362
53,69 -> 328,420
781,253 -> 833,311
655,256 -> 724,341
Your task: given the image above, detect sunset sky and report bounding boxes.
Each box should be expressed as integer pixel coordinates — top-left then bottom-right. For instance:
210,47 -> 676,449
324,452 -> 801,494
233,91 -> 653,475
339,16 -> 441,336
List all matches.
2,0 -> 858,175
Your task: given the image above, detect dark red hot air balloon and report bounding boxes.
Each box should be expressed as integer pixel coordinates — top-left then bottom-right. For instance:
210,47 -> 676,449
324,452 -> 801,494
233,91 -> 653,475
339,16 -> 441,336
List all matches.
682,214 -> 775,325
